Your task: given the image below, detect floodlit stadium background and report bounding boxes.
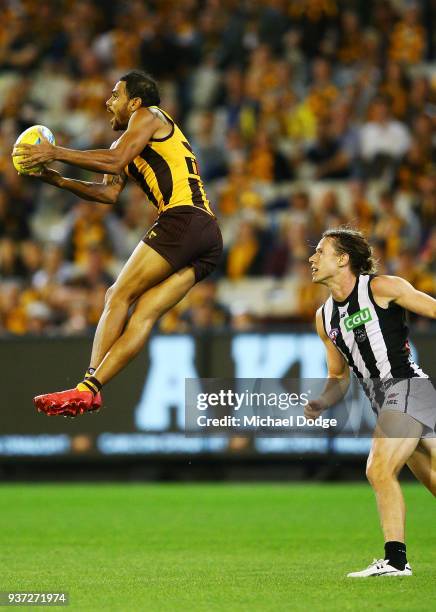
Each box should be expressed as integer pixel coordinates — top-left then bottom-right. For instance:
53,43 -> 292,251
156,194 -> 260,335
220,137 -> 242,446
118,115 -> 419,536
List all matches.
0,0 -> 435,475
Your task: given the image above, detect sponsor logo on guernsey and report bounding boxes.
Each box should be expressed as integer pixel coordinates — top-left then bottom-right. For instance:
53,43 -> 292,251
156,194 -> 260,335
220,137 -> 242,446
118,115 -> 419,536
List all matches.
385,399 -> 398,406
354,327 -> 368,343
344,307 -> 372,331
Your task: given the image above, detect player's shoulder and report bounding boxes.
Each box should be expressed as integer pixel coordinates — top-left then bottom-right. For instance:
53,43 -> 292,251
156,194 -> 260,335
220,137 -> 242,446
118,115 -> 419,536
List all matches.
370,274 -> 409,299
127,106 -> 159,128
315,306 -> 328,339
315,292 -> 333,321
315,305 -> 324,320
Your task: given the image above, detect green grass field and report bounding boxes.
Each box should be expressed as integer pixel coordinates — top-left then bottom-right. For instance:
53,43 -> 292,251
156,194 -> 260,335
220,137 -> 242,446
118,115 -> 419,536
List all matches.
0,483 -> 434,611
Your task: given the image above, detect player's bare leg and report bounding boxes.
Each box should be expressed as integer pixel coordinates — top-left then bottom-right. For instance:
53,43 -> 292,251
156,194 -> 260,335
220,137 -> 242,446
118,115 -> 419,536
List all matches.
348,412 -> 422,577
94,266 -> 196,385
407,437 -> 436,496
34,266 -> 196,415
367,412 -> 423,542
33,242 -> 174,415
90,242 -> 173,369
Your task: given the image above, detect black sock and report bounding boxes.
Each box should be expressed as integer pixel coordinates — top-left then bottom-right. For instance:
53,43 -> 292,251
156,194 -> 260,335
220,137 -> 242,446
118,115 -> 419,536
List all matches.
384,541 -> 407,570
77,376 -> 102,396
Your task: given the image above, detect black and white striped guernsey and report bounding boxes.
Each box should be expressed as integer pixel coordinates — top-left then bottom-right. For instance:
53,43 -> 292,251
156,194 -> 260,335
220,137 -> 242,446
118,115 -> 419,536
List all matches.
322,275 -> 427,381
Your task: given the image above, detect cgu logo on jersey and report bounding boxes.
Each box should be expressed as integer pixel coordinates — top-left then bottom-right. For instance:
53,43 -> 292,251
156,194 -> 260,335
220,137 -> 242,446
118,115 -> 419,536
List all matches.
344,307 -> 372,331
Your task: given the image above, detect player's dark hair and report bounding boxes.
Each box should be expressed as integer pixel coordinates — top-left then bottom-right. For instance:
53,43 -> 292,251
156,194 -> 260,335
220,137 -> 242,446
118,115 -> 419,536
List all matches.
322,227 -> 378,275
120,70 -> 160,107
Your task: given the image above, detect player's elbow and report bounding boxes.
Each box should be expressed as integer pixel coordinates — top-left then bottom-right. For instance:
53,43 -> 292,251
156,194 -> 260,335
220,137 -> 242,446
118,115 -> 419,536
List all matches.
96,185 -> 119,205
101,195 -> 116,205
112,162 -> 125,175
111,152 -> 129,176
104,162 -> 123,176
105,153 -> 125,176
103,188 -> 120,205
328,367 -> 349,381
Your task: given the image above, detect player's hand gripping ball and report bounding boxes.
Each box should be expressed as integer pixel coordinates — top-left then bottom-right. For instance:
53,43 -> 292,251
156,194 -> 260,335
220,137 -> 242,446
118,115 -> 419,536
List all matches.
12,125 -> 55,174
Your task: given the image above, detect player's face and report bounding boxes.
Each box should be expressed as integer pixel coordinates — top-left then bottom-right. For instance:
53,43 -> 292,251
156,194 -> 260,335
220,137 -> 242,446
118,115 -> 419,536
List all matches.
106,81 -> 130,130
309,238 -> 343,283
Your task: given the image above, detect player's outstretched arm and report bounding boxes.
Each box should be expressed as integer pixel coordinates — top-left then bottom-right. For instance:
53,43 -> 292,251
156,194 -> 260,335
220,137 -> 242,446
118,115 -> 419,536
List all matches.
305,307 -> 350,418
371,275 -> 436,319
13,108 -> 158,175
35,167 -> 126,205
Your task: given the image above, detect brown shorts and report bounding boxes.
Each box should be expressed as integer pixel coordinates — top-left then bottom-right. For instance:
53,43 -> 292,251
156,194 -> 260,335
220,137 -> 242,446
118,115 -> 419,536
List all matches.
142,206 -> 223,282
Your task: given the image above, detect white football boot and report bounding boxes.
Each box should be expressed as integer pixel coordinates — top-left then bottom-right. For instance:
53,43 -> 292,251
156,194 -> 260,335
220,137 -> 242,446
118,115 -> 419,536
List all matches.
347,559 -> 412,578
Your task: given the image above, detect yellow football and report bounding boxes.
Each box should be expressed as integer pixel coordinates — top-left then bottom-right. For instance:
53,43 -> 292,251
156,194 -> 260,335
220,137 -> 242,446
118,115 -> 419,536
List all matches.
12,125 -> 55,174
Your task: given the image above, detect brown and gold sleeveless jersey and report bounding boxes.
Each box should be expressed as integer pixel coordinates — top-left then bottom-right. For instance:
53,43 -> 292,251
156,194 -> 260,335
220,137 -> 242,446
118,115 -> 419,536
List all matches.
124,106 -> 214,217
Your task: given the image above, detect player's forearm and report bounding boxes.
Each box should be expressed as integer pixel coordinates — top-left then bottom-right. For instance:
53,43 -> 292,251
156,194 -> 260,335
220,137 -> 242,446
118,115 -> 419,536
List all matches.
53,146 -> 122,175
40,168 -> 115,204
407,294 -> 436,319
318,376 -> 350,409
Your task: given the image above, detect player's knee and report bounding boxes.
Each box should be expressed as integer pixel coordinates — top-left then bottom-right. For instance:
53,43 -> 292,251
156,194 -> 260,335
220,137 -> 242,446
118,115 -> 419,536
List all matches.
131,305 -> 160,328
366,460 -> 381,486
366,456 -> 396,486
104,283 -> 136,307
104,284 -> 117,306
146,310 -> 160,325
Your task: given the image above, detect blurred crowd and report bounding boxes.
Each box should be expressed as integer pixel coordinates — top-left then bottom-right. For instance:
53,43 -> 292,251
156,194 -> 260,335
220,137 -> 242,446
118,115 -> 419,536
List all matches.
0,0 -> 435,335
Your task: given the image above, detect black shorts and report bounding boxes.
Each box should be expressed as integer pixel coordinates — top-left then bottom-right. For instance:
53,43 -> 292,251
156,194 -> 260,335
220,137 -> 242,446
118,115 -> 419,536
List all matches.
142,206 -> 223,282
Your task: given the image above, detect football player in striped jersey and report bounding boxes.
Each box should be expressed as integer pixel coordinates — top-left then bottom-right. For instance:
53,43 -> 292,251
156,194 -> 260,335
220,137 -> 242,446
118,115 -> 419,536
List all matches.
307,228 -> 436,577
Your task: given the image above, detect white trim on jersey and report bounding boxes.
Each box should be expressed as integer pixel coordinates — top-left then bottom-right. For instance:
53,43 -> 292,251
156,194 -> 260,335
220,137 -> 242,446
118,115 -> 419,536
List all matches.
409,359 -> 427,378
323,297 -> 349,363
323,296 -> 333,334
358,276 -> 390,379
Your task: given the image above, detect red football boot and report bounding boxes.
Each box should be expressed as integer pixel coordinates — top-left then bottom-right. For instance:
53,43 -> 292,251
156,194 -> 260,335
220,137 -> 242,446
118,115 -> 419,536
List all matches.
91,391 -> 103,412
34,388 -> 96,417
